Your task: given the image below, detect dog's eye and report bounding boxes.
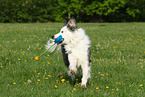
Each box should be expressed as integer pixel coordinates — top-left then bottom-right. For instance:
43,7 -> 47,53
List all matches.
61,31 -> 63,33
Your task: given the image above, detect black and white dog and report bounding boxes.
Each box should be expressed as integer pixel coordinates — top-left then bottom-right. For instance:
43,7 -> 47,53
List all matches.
52,19 -> 91,88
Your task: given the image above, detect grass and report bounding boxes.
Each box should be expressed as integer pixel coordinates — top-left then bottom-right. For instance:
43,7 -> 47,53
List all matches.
0,23 -> 145,97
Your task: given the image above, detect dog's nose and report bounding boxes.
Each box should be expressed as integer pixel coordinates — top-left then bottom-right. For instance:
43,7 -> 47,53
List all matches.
51,35 -> 54,39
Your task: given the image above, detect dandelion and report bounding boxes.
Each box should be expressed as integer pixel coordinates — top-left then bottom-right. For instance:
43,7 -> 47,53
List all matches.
13,82 -> 16,85
139,84 -> 143,87
106,86 -> 109,89
48,75 -> 51,77
18,58 -> 20,61
38,73 -> 41,75
60,76 -> 63,78
47,54 -> 50,56
137,89 -> 140,91
73,88 -> 76,90
45,78 -> 48,79
37,79 -> 40,81
106,73 -> 109,75
129,85 -> 131,87
41,93 -> 44,94
55,85 -> 58,88
1,66 -> 3,68
116,88 -> 120,91
67,81 -> 69,83
96,59 -> 98,61
61,79 -> 65,82
96,87 -> 99,90
92,73 -> 94,75
47,61 -> 50,64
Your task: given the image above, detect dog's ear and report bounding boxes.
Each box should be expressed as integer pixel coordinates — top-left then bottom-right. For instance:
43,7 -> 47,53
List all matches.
64,20 -> 67,26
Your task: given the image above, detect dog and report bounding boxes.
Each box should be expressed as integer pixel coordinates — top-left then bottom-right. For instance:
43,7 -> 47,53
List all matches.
52,19 -> 91,88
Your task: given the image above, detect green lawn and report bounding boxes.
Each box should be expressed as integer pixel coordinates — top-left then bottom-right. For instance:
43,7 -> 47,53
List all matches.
0,23 -> 145,97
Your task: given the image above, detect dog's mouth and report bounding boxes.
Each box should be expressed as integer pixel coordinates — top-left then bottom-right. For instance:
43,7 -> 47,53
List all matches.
57,38 -> 64,44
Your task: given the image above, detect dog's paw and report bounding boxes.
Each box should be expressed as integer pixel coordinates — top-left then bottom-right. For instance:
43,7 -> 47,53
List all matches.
81,85 -> 87,88
70,70 -> 75,75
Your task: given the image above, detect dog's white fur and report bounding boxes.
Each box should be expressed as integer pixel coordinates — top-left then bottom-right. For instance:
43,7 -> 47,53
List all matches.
53,26 -> 91,87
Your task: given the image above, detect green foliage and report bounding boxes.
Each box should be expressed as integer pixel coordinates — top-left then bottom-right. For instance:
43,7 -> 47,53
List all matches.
0,0 -> 145,22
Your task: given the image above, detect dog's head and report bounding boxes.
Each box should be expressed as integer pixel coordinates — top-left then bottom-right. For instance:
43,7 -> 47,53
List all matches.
52,19 -> 77,44
65,18 -> 77,31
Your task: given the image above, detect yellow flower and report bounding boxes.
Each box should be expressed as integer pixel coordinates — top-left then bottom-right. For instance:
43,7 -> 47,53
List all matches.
41,93 -> 44,94
129,85 -> 131,87
139,84 -> 143,87
45,78 -> 48,79
60,76 -> 63,78
116,88 -> 120,91
13,82 -> 16,85
47,61 -> 50,64
55,85 -> 58,88
37,79 -> 40,81
18,58 -> 20,61
38,73 -> 41,75
137,89 -> 140,91
92,73 -> 94,75
73,88 -> 76,90
48,75 -> 51,77
1,66 -> 3,68
106,86 -> 109,89
47,54 -> 50,56
61,79 -> 65,82
96,87 -> 99,90
67,81 -> 69,83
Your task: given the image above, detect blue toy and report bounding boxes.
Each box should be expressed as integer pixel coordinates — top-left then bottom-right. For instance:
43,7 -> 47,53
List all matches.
54,35 -> 63,43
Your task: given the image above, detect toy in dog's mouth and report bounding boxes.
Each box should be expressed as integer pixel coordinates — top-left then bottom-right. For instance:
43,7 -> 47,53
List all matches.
54,35 -> 64,44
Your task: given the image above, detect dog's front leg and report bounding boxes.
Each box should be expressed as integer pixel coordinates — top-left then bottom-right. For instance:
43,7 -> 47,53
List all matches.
68,54 -> 77,80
